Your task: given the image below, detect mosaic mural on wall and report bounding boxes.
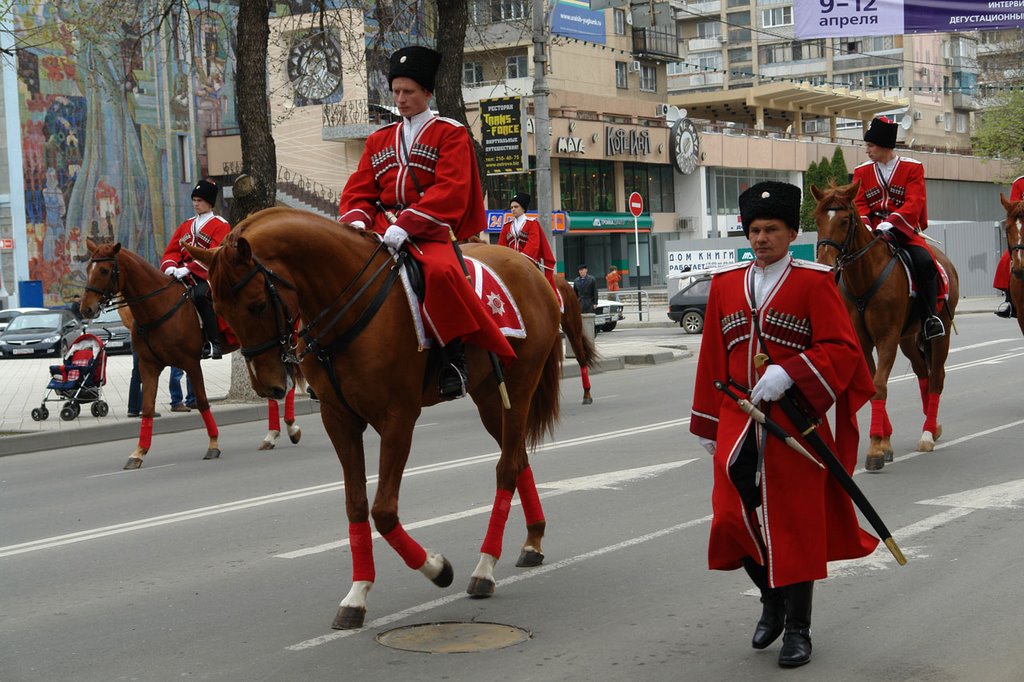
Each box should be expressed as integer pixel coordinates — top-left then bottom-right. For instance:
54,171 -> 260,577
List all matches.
13,1 -> 238,306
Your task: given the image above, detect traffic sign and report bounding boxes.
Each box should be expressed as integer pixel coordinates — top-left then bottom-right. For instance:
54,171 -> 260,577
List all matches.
628,192 -> 643,217
0,239 -> 13,250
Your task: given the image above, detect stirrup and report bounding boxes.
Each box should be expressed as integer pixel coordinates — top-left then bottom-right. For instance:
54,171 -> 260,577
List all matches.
995,301 -> 1014,318
439,362 -> 467,400
923,316 -> 945,340
201,341 -> 223,360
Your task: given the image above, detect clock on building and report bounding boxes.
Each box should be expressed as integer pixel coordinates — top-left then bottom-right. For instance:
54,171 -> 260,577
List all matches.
670,118 -> 700,175
287,33 -> 343,104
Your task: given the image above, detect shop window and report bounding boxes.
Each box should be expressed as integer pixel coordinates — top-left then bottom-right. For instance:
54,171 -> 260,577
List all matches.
623,162 -> 675,213
559,159 -> 615,212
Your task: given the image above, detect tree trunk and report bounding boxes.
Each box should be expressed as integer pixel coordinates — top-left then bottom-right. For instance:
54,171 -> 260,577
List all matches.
227,0 -> 277,403
433,0 -> 485,187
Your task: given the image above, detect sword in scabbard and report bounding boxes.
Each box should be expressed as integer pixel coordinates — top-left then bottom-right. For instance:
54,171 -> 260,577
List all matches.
751,354 -> 907,566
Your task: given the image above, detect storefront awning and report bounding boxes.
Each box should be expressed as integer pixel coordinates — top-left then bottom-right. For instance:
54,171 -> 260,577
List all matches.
566,212 -> 652,233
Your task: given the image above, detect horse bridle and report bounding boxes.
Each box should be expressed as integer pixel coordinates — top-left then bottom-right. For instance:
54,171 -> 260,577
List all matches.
86,253 -> 177,309
229,257 -> 300,364
815,203 -> 886,271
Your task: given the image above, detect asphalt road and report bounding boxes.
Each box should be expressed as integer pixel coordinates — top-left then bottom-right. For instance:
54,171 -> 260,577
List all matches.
4,318 -> 1024,681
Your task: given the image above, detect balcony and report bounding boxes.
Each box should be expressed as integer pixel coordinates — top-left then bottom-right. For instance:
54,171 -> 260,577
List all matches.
633,27 -> 678,59
462,77 -> 534,104
952,91 -> 979,110
685,0 -> 721,15
671,72 -> 725,90
321,99 -> 399,141
688,37 -> 723,52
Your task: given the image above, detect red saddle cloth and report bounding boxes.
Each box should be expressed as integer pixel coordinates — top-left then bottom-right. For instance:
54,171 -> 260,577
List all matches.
461,256 -> 526,339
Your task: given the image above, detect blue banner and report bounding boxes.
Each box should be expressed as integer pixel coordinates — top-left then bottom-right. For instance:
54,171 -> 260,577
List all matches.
551,0 -> 607,43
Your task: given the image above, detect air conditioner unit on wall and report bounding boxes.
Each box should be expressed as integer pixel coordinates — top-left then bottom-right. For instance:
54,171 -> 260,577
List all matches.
678,217 -> 696,231
717,34 -> 728,44
631,60 -> 642,72
935,114 -> 945,123
656,103 -> 670,117
913,111 -> 923,120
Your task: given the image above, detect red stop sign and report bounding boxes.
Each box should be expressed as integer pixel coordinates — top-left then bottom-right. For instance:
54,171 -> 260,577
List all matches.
628,192 -> 643,218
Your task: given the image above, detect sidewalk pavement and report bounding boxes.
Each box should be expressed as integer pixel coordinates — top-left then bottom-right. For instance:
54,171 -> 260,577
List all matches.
0,295 -> 1002,457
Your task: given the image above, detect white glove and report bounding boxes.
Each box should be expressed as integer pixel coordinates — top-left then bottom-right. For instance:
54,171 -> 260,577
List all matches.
164,266 -> 176,276
172,266 -> 191,280
750,364 -> 794,405
875,221 -> 893,232
698,437 -> 717,456
383,225 -> 409,250
349,220 -> 366,230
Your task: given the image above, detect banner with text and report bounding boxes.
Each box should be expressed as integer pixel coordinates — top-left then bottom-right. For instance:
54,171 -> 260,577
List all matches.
552,0 -> 607,43
667,249 -> 736,278
481,97 -> 526,176
795,0 -> 1024,39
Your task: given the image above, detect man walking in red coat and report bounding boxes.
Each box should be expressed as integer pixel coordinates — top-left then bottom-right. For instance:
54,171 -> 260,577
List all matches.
690,181 -> 878,668
993,169 -> 1024,318
160,180 -> 230,359
853,116 -> 944,339
339,46 -> 515,399
498,192 -> 556,290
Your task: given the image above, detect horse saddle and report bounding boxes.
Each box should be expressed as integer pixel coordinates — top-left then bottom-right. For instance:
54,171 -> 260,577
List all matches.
890,243 -> 950,303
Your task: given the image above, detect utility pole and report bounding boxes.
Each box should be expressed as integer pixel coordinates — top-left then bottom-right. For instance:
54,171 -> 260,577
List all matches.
532,0 -> 553,260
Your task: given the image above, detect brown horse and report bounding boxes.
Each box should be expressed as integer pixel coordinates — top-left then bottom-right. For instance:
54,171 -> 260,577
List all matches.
186,207 -> 562,630
81,240 -> 239,469
999,193 -> 1024,337
556,276 -> 598,404
812,181 -> 959,471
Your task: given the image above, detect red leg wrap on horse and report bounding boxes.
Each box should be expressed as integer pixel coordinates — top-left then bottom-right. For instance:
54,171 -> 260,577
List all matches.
200,408 -> 218,438
580,365 -> 591,391
516,466 -> 545,526
268,399 -> 280,432
383,524 -> 427,570
924,393 -> 940,434
349,521 -> 375,582
870,399 -> 888,438
480,489 -> 514,558
917,378 -> 929,415
139,416 -> 153,449
284,386 -> 295,422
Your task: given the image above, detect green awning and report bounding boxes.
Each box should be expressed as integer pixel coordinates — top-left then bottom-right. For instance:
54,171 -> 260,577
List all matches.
566,212 -> 653,232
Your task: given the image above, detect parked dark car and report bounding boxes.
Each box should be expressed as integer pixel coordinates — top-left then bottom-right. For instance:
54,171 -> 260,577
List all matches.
668,275 -> 712,334
0,307 -> 50,334
85,308 -> 132,354
0,310 -> 82,358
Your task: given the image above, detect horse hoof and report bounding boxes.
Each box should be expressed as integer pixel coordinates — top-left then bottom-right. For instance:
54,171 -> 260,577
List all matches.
331,605 -> 366,630
883,451 -> 894,463
258,441 -> 275,451
581,397 -> 593,405
289,428 -> 302,445
123,457 -> 143,470
432,558 -> 454,588
466,577 -> 495,599
865,455 -> 885,472
934,424 -> 943,441
203,448 -> 221,460
515,549 -> 545,568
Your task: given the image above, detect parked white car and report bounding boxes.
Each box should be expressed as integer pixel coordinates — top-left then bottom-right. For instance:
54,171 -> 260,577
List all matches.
593,299 -> 625,333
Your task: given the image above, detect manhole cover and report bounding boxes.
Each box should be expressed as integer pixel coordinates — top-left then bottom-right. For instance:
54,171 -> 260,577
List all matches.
376,621 -> 531,653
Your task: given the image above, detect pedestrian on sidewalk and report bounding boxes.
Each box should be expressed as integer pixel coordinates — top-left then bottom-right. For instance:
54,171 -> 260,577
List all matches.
689,181 -> 878,668
573,264 -> 596,313
169,367 -> 195,412
118,307 -> 160,419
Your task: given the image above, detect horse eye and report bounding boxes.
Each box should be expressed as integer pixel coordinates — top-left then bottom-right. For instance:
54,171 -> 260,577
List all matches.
249,301 -> 268,316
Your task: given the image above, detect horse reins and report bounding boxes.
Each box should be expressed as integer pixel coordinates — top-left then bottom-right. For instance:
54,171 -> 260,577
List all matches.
815,203 -> 899,313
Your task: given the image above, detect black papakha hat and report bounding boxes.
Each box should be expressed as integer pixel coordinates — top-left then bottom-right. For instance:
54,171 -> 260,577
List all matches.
738,181 -> 801,236
388,46 -> 442,93
511,192 -> 531,209
191,179 -> 218,206
864,116 -> 898,149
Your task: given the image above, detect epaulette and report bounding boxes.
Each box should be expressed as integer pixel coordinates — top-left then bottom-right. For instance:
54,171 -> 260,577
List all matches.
436,116 -> 466,129
855,160 -> 873,169
898,156 -> 922,165
711,260 -> 751,276
791,259 -> 833,272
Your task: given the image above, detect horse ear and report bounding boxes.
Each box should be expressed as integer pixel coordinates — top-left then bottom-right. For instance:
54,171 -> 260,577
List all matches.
186,243 -> 215,267
847,178 -> 862,198
1000,192 -> 1013,212
86,239 -> 98,254
810,185 -> 823,201
112,243 -> 121,254
235,237 -> 253,263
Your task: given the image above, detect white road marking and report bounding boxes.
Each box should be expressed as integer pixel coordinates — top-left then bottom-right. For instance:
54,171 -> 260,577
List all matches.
276,461 -> 695,559
890,348 -> 1024,383
918,478 -> 1024,509
285,514 -> 715,651
948,338 -> 1017,353
88,464 -> 177,478
0,419 -> 689,559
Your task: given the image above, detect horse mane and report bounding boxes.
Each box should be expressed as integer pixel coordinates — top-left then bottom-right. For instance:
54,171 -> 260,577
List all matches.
227,207 -> 380,256
811,180 -> 858,220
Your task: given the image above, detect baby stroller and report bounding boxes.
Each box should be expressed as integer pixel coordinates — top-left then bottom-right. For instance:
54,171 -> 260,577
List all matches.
31,332 -> 110,421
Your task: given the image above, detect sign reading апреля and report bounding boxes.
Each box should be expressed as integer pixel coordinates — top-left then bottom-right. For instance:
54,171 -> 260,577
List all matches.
480,97 -> 525,176
794,0 -> 1024,39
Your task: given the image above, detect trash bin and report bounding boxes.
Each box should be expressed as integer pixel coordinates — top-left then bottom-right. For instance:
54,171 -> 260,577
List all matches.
18,280 -> 44,308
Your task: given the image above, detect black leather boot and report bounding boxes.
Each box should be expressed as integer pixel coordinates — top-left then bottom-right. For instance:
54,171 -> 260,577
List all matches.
742,557 -> 785,649
439,338 -> 467,399
918,275 -> 945,340
778,581 -> 814,668
195,285 -> 223,359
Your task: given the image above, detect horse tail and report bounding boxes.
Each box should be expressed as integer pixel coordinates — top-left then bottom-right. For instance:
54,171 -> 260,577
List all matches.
558,280 -> 598,369
525,335 -> 563,451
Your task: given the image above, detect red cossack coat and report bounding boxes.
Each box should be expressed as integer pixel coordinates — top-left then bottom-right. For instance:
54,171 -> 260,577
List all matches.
338,114 -> 514,361
499,216 -> 556,289
160,213 -> 231,281
690,258 -> 878,588
993,176 -> 1024,290
853,157 -> 928,249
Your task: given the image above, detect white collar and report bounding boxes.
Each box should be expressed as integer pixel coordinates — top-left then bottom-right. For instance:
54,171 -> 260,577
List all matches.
749,255 -> 790,307
511,214 -> 528,231
402,109 -> 435,154
193,211 -> 214,227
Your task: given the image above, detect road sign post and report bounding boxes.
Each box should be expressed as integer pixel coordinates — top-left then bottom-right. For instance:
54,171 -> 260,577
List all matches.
628,192 -> 644,321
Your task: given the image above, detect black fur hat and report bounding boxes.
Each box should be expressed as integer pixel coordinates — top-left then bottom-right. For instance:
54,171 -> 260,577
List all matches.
738,181 -> 801,236
190,179 -> 218,206
864,117 -> 898,149
511,192 -> 531,209
388,46 -> 442,93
